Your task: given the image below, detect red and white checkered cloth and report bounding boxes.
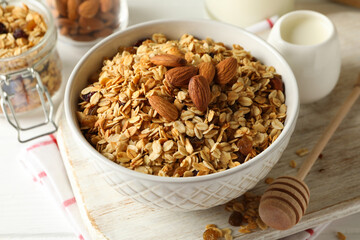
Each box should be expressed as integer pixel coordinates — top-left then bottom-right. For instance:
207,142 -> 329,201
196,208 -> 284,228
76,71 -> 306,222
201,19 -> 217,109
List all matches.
18,134 -> 90,240
280,222 -> 331,240
18,135 -> 330,240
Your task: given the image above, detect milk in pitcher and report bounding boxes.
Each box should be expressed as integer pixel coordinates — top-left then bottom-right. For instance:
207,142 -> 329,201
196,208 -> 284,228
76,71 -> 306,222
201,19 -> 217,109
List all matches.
280,15 -> 331,45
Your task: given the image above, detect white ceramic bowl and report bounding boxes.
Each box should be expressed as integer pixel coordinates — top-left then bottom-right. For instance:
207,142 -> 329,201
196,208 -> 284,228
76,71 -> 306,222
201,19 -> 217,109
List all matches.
65,19 -> 299,212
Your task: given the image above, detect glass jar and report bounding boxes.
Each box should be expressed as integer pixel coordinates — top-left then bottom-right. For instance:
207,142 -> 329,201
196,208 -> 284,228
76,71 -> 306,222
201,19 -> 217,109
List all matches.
0,0 -> 62,142
46,0 -> 129,46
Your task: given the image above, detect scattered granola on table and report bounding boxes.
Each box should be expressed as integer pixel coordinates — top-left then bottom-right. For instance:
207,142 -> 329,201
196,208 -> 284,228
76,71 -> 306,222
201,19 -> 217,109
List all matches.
229,192 -> 267,233
203,224 -> 233,240
296,148 -> 309,157
265,177 -> 274,184
289,159 -> 297,168
77,33 -> 287,177
337,231 -> 346,240
203,192 -> 267,239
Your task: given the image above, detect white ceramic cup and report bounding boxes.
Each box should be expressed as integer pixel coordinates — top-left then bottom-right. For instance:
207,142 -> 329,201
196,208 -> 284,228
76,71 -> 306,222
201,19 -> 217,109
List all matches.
267,10 -> 341,104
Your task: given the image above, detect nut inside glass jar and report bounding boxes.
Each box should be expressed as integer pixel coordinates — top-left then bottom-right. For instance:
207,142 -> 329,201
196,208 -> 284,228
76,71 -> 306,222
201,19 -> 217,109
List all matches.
46,0 -> 129,45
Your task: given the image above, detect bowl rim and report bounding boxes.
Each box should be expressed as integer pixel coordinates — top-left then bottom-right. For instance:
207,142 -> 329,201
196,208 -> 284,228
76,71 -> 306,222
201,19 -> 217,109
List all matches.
64,18 -> 299,184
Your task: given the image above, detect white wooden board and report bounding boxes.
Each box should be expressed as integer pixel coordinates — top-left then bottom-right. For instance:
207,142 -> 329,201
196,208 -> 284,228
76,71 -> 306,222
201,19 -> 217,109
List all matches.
57,4 -> 360,240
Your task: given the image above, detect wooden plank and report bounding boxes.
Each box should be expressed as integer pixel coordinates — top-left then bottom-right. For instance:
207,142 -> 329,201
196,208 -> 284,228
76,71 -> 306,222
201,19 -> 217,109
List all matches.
333,0 -> 360,8
57,3 -> 360,240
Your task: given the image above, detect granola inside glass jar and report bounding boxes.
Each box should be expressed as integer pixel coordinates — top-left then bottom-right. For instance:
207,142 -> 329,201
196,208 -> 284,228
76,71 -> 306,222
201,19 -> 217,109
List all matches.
46,0 -> 129,46
0,0 -> 62,142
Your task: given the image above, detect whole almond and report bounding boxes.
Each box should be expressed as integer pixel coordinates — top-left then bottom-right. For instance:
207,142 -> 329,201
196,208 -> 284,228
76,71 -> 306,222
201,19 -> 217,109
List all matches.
71,34 -> 97,42
51,8 -> 60,18
78,0 -> 99,18
189,75 -> 211,112
165,66 -> 198,87
215,57 -> 238,85
67,0 -> 80,20
93,28 -> 113,38
113,0 -> 120,14
100,0 -> 113,13
58,18 -> 77,28
79,17 -> 104,31
99,12 -> 115,26
69,25 -> 79,35
198,62 -> 215,84
60,26 -> 69,35
55,0 -> 67,17
79,26 -> 94,34
148,95 -> 179,122
58,18 -> 78,36
150,54 -> 187,67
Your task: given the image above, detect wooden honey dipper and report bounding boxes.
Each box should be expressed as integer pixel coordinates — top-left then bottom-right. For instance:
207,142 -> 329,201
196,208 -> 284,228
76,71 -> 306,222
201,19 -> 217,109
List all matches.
259,73 -> 360,230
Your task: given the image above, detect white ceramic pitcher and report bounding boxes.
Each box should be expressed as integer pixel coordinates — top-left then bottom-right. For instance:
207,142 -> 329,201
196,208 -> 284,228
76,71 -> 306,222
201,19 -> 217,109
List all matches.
205,0 -> 294,28
267,10 -> 341,104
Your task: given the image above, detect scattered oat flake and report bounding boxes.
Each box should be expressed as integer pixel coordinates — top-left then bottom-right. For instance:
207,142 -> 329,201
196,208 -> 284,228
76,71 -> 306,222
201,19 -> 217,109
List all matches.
203,226 -> 222,240
239,226 -> 251,234
256,217 -> 268,230
205,224 -> 217,229
289,160 -> 297,168
265,177 -> 274,184
296,148 -> 309,157
337,232 -> 346,240
233,202 -> 245,212
224,232 -> 233,240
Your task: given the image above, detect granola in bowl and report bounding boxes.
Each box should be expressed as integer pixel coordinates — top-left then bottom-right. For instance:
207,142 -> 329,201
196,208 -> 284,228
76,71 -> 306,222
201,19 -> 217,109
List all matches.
77,33 -> 286,177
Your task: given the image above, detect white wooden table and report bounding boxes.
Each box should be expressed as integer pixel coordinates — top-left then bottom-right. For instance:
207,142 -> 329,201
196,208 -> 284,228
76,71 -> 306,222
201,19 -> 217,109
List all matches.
0,0 -> 359,239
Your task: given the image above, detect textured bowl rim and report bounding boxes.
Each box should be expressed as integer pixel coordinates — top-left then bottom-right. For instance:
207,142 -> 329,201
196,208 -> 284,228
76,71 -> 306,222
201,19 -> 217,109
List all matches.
65,18 -> 299,184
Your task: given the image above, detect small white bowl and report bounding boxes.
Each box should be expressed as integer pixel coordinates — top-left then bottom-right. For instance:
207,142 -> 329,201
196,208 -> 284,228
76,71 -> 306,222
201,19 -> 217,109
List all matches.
65,19 -> 299,211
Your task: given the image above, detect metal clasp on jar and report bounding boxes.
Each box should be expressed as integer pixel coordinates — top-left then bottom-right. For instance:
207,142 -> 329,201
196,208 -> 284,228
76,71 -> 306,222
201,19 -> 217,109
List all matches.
0,0 -> 8,7
0,67 -> 57,143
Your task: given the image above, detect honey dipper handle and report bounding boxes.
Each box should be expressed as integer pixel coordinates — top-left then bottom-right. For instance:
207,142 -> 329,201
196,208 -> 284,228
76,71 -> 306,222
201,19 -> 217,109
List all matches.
296,74 -> 360,180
